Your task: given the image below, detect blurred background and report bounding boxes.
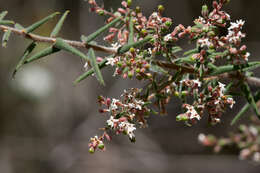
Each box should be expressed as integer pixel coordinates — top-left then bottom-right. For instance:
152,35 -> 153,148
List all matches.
0,0 -> 260,172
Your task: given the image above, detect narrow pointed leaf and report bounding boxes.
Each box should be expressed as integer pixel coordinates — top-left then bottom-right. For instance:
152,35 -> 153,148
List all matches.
128,16 -> 134,44
183,48 -> 198,56
0,20 -> 14,25
241,82 -> 260,118
88,48 -> 105,85
12,42 -> 36,78
0,11 -> 8,21
81,17 -> 121,44
209,61 -> 260,76
54,38 -> 88,60
25,12 -> 59,33
118,35 -> 152,54
15,23 -> 25,30
171,46 -> 182,54
150,63 -> 168,75
74,59 -> 107,84
230,103 -> 250,126
50,10 -> 70,37
25,46 -> 60,64
2,29 -> 11,47
231,91 -> 260,125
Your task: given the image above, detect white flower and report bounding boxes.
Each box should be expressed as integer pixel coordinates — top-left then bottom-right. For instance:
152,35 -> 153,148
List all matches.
84,62 -> 89,70
198,38 -> 212,48
198,133 -> 206,143
244,52 -> 250,61
106,57 -> 116,66
253,152 -> 260,162
218,82 -> 226,96
193,79 -> 202,87
164,34 -> 172,42
110,98 -> 120,110
249,126 -> 258,136
106,116 -> 118,128
227,97 -> 235,108
184,104 -> 201,120
119,121 -> 136,139
111,42 -> 121,49
229,19 -> 245,30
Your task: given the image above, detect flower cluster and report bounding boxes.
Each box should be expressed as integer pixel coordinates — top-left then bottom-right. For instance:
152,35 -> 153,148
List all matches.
89,88 -> 151,153
85,0 -> 256,154
198,120 -> 260,163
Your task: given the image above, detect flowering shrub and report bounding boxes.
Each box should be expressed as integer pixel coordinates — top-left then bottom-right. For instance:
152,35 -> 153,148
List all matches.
1,0 -> 260,162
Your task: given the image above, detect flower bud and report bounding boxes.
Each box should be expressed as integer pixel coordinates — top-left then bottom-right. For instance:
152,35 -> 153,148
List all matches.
98,143 -> 105,150
127,0 -> 132,7
165,21 -> 172,27
158,5 -> 165,13
98,10 -> 104,16
89,147 -> 95,154
130,47 -> 135,53
201,5 -> 209,17
128,71 -> 134,78
135,6 -> 141,13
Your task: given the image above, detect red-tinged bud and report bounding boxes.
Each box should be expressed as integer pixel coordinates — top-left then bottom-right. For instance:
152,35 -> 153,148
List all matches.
88,0 -> 96,5
104,132 -> 111,141
104,33 -> 115,42
123,73 -> 128,79
208,86 -> 213,92
229,47 -> 237,54
240,45 -> 247,52
96,57 -> 103,62
178,32 -> 186,38
121,1 -> 128,8
119,117 -> 127,122
118,8 -> 126,14
213,1 -> 218,9
109,27 -> 118,33
106,98 -> 111,106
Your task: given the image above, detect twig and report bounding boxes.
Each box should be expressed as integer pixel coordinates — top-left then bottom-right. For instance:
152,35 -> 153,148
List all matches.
0,24 -> 117,54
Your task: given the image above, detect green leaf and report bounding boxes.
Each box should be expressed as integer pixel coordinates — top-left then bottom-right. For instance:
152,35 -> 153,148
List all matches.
54,38 -> 89,60
25,12 -> 59,33
50,10 -> 70,37
171,46 -> 182,54
241,82 -> 260,118
118,35 -> 152,54
149,63 -> 168,75
231,91 -> 260,125
2,29 -> 11,47
230,103 -> 250,126
209,61 -> 260,76
25,46 -> 60,64
0,20 -> 14,25
128,16 -> 134,44
12,42 -> 36,78
183,47 -> 198,56
81,17 -> 121,44
0,11 -> 8,21
15,23 -> 25,30
88,48 -> 105,85
74,59 -> 107,84
174,55 -> 196,64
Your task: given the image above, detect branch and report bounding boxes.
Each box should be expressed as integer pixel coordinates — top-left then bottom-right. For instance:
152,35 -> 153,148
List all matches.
0,24 -> 117,54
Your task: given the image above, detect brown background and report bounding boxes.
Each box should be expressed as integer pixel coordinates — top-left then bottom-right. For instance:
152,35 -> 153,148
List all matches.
0,0 -> 260,172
